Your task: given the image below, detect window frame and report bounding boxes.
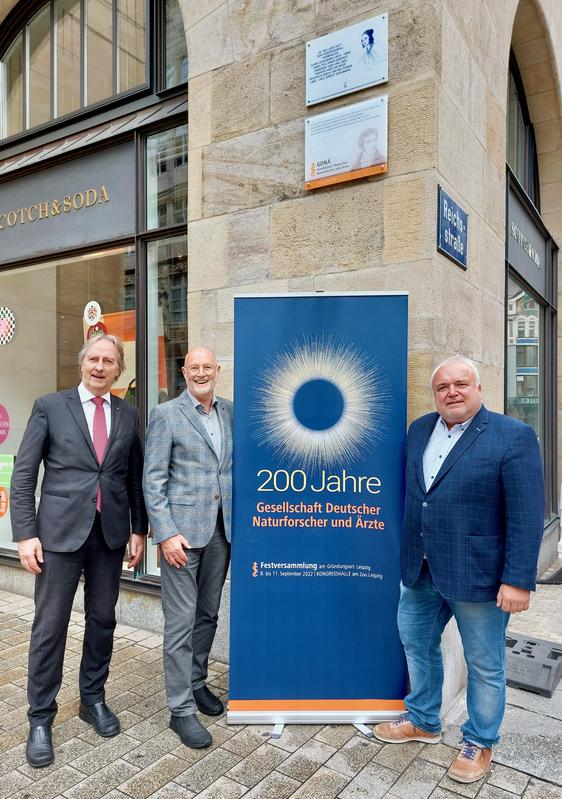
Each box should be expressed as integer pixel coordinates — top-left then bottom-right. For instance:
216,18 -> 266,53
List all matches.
504,171 -> 558,525
507,53 -> 540,211
0,0 -> 186,152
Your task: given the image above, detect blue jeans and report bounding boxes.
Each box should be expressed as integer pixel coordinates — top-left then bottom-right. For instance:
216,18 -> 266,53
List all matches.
398,561 -> 510,749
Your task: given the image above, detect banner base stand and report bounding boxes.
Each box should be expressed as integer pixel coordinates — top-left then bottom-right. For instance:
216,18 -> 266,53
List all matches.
354,723 -> 374,738
271,723 -> 284,739
227,709 -> 404,725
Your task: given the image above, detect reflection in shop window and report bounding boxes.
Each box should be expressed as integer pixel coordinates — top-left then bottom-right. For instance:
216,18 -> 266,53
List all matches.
118,0 -> 146,93
28,4 -> 51,128
165,0 -> 188,88
146,124 -> 187,229
2,33 -> 23,138
86,0 -> 113,104
0,246 -> 136,558
506,276 -> 542,442
145,234 -> 187,577
57,0 -> 81,117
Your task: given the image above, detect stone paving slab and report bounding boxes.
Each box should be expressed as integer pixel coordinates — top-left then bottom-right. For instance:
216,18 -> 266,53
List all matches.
1,585 -> 561,799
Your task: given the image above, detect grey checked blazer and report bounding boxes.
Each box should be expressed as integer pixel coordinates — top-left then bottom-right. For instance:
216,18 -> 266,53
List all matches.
142,391 -> 232,547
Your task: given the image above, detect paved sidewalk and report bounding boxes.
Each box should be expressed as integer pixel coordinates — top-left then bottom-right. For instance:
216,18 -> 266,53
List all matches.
1,569 -> 561,799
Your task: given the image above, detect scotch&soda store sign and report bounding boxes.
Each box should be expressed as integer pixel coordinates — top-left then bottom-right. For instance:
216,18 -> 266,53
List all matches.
0,141 -> 135,265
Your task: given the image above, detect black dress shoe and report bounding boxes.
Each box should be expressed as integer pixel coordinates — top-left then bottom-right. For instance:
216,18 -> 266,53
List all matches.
169,713 -> 212,748
193,685 -> 224,716
79,701 -> 120,737
26,725 -> 54,768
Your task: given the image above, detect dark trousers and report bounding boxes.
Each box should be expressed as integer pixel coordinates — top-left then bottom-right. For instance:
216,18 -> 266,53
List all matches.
27,515 -> 126,727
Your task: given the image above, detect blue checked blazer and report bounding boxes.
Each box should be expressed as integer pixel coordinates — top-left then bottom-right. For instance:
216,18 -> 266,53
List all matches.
401,405 -> 544,601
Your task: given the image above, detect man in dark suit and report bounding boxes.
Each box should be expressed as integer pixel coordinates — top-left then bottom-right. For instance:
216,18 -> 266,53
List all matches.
374,356 -> 544,784
11,334 -> 148,769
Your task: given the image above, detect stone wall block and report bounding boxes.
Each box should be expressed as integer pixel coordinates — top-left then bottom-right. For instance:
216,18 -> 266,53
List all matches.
187,290 -> 202,346
442,0 -> 480,56
442,277 -> 483,362
188,72 -> 213,150
539,149 -> 562,184
441,9 -> 471,118
512,14 -> 545,46
181,0 -> 226,30
388,82 -> 437,176
186,3 -> 234,78
469,60 -> 487,147
479,364 -> 503,412
188,147 -> 203,221
484,162 -> 506,239
513,35 -> 551,70
477,9 -> 508,104
314,0 -> 384,28
189,216 -> 229,292
388,1 -> 440,84
439,90 -> 484,215
212,53 -> 270,142
227,207 -> 270,285
486,88 -> 506,170
541,210 -> 562,243
527,89 -> 561,124
271,44 -> 306,125
477,222 -> 505,303
407,350 -> 435,421
482,293 -> 505,367
229,0 -> 315,60
541,179 -> 562,213
382,174 -> 431,262
202,120 -> 304,217
520,60 -> 558,95
269,179 -> 384,278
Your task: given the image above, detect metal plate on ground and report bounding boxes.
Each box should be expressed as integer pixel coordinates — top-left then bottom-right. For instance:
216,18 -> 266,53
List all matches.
506,633 -> 562,698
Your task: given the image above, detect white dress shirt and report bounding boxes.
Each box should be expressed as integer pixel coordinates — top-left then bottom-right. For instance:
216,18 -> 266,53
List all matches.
78,382 -> 111,441
187,391 -> 222,459
422,415 -> 475,492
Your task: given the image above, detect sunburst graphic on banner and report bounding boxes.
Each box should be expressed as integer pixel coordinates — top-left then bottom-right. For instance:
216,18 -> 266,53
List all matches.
253,336 -> 390,470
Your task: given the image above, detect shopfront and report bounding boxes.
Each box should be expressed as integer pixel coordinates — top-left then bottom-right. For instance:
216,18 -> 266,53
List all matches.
505,57 -> 559,562
0,0 -> 188,582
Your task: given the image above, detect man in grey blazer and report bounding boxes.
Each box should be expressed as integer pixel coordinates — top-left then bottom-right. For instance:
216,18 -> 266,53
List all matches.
143,346 -> 232,749
11,335 -> 148,768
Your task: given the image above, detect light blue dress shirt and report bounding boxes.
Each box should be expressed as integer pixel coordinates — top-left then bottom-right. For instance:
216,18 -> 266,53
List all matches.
422,415 -> 475,492
187,390 -> 222,459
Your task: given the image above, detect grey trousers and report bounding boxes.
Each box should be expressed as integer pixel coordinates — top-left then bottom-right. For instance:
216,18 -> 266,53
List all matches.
160,513 -> 230,716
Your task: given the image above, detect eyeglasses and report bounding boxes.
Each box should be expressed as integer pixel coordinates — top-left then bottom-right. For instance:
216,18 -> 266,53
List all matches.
185,365 -> 216,375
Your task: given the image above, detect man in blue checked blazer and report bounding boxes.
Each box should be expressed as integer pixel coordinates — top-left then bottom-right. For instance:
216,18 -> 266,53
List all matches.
374,356 -> 544,785
143,347 -> 232,751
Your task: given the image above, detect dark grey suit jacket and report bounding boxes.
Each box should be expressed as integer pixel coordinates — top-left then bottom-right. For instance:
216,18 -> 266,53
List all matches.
10,387 -> 148,551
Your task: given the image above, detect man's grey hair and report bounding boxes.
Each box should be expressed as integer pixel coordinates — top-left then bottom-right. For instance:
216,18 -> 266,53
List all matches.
78,334 -> 126,377
430,356 -> 481,388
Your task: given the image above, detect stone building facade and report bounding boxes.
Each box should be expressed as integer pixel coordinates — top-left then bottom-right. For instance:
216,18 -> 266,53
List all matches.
0,0 -> 561,711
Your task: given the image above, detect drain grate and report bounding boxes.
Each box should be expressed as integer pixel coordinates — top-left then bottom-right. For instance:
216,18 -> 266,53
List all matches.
505,633 -> 562,698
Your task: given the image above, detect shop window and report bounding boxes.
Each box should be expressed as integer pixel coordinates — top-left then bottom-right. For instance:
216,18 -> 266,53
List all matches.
145,234 -> 187,577
0,0 -> 186,142
507,55 -> 540,209
506,279 -> 542,440
0,246 -> 136,561
164,0 -> 188,88
146,124 -> 187,230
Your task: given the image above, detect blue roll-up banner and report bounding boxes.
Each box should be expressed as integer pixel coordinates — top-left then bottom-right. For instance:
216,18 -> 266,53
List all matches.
229,293 -> 408,724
